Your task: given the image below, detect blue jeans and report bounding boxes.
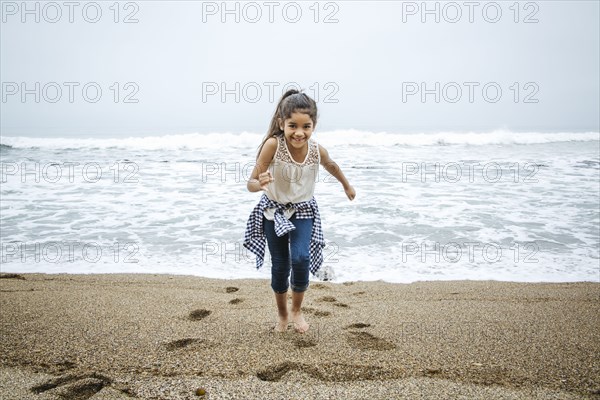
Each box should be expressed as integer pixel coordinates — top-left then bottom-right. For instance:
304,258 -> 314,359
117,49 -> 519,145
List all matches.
263,214 -> 313,293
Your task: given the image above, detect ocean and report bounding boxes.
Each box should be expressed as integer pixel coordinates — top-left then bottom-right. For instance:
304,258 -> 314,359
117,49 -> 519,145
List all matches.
1,130 -> 598,283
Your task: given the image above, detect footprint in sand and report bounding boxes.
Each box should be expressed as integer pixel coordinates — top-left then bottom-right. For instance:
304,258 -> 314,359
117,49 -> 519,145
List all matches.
344,322 -> 371,329
293,337 -> 318,348
229,298 -> 243,304
164,338 -> 207,351
345,331 -> 396,350
317,296 -> 337,302
30,372 -> 131,400
0,273 -> 25,280
256,362 -> 403,382
301,306 -> 331,317
316,296 -> 349,309
256,361 -> 297,381
225,287 -> 239,293
188,309 -> 211,321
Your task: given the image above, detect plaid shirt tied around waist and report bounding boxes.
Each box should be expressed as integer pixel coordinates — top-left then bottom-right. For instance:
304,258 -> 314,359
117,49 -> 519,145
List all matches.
243,193 -> 325,276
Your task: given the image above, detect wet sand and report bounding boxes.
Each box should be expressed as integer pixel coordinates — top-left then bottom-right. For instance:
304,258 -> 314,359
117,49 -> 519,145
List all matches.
0,273 -> 598,399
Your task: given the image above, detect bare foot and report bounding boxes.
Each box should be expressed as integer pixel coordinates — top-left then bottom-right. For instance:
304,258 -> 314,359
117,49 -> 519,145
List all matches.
290,310 -> 309,333
274,314 -> 288,332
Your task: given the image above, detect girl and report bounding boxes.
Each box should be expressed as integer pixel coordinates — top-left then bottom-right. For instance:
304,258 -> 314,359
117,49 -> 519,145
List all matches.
243,89 -> 355,334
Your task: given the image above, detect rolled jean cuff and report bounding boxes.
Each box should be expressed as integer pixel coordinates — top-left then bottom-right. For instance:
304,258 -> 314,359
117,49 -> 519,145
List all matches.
272,285 -> 288,294
291,283 -> 309,293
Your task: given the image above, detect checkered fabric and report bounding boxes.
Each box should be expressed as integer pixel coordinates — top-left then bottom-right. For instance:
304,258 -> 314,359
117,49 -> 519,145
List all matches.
243,193 -> 325,276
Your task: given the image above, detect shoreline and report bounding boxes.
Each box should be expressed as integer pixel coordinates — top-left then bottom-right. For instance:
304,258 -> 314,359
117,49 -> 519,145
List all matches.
1,270 -> 597,285
1,272 -> 599,399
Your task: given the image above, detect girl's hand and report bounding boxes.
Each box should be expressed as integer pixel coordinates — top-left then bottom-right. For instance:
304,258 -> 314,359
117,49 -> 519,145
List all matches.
344,185 -> 356,201
258,171 -> 274,191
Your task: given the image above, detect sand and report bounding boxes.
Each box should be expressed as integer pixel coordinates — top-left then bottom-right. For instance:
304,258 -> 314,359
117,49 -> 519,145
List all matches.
0,272 -> 598,399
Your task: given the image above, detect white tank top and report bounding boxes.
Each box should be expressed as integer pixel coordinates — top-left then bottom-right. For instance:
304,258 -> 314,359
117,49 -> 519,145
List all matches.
263,134 -> 320,220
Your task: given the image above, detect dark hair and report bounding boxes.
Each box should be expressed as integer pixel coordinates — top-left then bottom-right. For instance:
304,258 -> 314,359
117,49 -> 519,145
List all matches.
256,89 -> 318,159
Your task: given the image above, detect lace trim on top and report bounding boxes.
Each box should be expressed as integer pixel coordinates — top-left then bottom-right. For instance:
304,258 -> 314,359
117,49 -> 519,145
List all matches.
275,135 -> 319,166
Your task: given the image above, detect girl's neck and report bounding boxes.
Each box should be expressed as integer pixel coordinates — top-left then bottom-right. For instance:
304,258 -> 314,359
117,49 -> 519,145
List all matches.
285,138 -> 308,163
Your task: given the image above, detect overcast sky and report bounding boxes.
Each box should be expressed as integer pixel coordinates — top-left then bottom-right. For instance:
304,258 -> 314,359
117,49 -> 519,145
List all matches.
1,0 -> 599,137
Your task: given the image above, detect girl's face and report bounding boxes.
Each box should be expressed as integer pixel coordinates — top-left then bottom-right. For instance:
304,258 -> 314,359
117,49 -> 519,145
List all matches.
279,112 -> 315,151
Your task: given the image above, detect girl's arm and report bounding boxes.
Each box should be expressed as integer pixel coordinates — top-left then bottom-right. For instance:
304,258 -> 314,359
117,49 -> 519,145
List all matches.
319,144 -> 356,201
247,137 -> 277,192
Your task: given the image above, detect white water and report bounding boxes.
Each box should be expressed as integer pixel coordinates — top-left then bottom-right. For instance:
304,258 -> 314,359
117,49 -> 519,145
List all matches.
1,130 -> 599,283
